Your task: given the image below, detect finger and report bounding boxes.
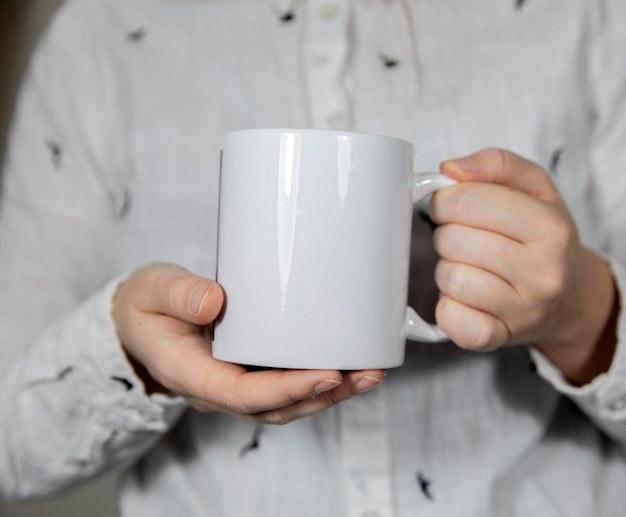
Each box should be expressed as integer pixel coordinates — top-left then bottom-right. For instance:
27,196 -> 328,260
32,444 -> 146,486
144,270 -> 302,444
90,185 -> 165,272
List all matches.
429,181 -> 553,243
225,368 -> 347,414
436,295 -> 511,352
433,223 -> 530,286
249,370 -> 385,425
435,259 -> 518,320
141,330 -> 347,414
439,148 -> 561,204
134,263 -> 225,325
344,369 -> 386,394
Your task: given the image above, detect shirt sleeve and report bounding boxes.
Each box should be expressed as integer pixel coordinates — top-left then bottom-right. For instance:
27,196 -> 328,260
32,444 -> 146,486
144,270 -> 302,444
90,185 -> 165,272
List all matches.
0,1 -> 186,500
530,257 -> 626,444
530,0 -> 626,448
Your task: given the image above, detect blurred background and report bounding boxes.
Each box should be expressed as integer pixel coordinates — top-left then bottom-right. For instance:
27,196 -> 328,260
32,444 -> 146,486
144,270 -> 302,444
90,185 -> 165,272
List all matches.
0,1 -> 119,516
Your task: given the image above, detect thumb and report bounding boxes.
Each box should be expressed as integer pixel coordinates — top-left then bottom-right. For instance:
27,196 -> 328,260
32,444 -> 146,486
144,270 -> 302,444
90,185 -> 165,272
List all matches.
133,263 -> 225,325
440,147 -> 559,203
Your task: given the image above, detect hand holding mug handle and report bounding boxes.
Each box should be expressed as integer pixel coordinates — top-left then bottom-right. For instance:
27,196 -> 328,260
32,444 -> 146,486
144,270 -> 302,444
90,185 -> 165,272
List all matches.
404,172 -> 457,342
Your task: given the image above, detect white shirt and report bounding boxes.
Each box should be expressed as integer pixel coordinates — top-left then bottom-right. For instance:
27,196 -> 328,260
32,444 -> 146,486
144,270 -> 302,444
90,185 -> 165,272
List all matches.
2,0 -> 626,516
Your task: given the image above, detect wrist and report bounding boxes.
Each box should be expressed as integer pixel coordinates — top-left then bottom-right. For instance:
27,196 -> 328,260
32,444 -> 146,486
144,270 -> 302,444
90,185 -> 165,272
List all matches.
534,248 -> 618,385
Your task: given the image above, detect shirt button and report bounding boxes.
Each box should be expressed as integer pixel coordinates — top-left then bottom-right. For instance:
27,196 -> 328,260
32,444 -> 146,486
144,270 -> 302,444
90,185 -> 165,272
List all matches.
319,2 -> 341,19
609,398 -> 626,411
326,111 -> 346,128
310,53 -> 330,66
360,511 -> 382,517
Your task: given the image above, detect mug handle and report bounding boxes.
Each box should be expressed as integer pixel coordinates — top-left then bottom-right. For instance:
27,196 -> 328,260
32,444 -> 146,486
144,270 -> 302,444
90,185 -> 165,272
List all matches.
404,172 -> 457,342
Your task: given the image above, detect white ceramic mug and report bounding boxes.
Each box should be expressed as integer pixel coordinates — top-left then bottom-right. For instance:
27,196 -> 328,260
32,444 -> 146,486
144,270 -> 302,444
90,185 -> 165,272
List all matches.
213,128 -> 455,370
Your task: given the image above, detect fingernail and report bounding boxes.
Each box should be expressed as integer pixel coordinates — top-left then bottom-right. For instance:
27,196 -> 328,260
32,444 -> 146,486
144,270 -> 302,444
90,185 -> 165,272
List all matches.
355,375 -> 383,394
188,285 -> 211,316
446,156 -> 476,172
313,379 -> 342,396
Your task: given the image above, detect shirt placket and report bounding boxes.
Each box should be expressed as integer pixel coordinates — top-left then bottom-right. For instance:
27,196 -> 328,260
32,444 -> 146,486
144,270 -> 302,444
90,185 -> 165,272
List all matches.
302,3 -> 394,515
303,0 -> 351,129
340,387 -> 395,517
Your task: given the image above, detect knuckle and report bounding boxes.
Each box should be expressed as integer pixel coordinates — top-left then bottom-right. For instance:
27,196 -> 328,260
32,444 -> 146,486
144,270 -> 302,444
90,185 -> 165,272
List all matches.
227,392 -> 255,416
528,215 -> 575,303
319,388 -> 343,407
432,184 -> 479,225
492,241 -> 511,266
542,213 -> 573,249
261,410 -> 294,426
446,262 -> 467,298
436,260 -> 466,299
446,189 -> 477,223
160,269 -> 206,317
228,401 -> 252,417
466,329 -> 493,352
534,261 -> 570,301
285,389 -> 306,406
523,303 -> 547,330
537,267 -> 568,300
460,318 -> 499,352
162,275 -> 182,311
433,224 -> 458,257
482,147 -> 509,172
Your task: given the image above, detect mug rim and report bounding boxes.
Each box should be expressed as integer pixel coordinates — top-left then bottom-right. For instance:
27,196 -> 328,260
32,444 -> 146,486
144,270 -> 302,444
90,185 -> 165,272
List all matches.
221,127 -> 412,147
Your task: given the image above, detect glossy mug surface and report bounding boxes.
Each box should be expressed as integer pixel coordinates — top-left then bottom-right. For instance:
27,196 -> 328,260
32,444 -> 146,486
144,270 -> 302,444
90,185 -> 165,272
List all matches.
213,128 -> 455,370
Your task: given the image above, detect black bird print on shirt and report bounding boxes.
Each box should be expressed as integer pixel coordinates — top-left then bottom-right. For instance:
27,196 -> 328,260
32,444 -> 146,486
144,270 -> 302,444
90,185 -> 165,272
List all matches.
417,471 -> 434,501
45,139 -> 63,169
549,147 -> 565,176
127,27 -> 146,42
279,10 -> 295,22
239,426 -> 264,458
380,53 -> 400,68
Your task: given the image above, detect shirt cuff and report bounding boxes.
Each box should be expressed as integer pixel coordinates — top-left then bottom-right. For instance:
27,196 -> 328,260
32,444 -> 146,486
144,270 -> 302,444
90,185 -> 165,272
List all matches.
79,275 -> 188,432
20,274 -> 189,438
529,257 -> 626,424
14,276 -> 189,479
